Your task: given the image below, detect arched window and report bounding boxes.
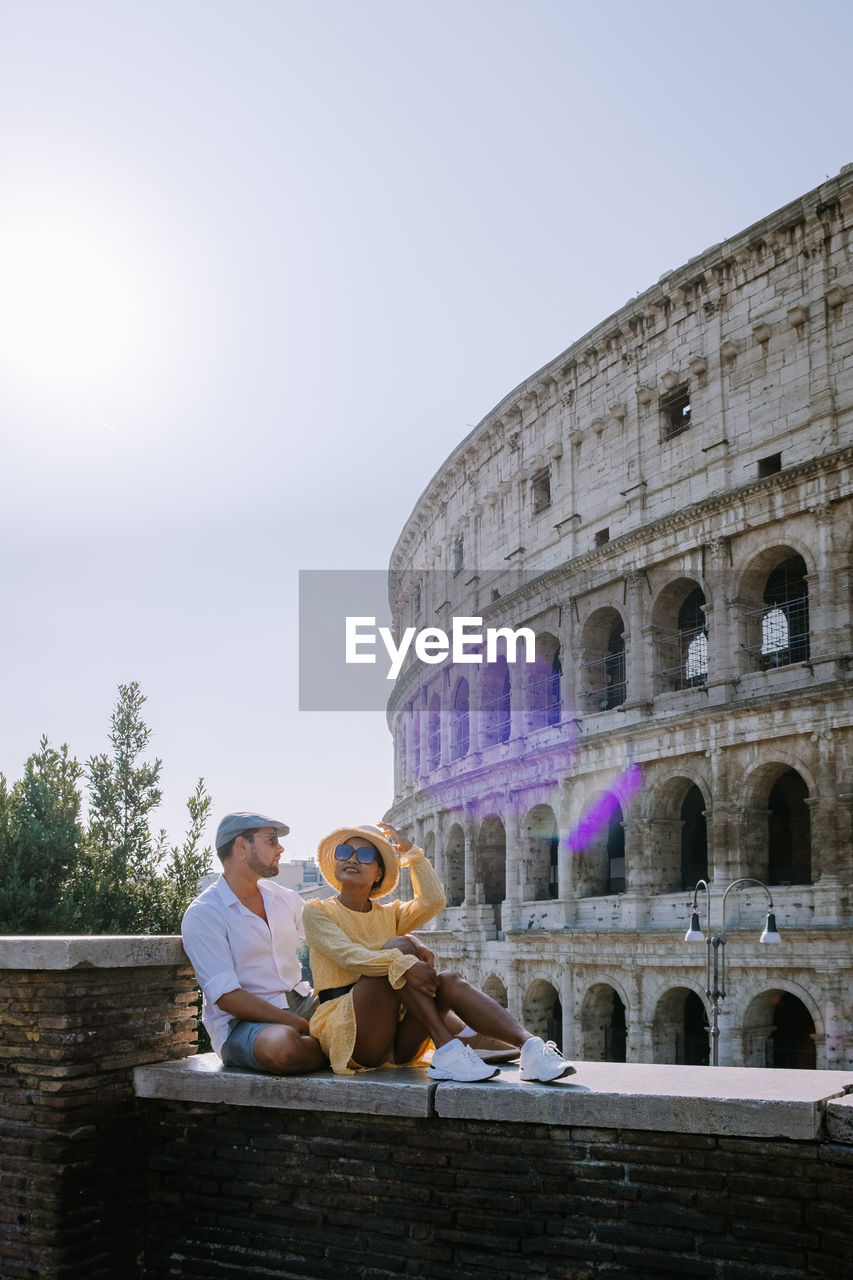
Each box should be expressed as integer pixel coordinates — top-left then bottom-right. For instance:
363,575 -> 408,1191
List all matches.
748,554 -> 810,669
768,993 -> 816,1070
581,984 -> 627,1061
655,585 -> 707,691
581,609 -> 626,712
427,693 -> 441,770
449,679 -> 469,761
527,634 -> 561,730
680,784 -> 708,890
768,769 -> 812,885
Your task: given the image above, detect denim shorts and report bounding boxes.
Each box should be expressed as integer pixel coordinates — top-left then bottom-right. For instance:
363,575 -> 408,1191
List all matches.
220,989 -> 319,1070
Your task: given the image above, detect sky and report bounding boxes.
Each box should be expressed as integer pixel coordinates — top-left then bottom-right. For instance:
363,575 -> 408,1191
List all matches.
1,0 -> 852,862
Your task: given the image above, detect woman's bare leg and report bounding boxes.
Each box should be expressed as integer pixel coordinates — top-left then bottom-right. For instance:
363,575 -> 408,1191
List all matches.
434,972 -> 532,1049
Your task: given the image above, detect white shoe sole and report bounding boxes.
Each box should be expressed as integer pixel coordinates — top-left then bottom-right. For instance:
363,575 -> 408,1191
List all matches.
428,1064 -> 499,1082
521,1063 -> 576,1083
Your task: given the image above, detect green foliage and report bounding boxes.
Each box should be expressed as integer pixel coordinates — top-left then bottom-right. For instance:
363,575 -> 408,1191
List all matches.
0,738 -> 84,932
0,683 -> 213,935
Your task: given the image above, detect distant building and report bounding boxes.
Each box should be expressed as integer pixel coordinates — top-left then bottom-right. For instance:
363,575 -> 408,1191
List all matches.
386,164 -> 853,1069
197,858 -> 331,900
274,858 -> 325,896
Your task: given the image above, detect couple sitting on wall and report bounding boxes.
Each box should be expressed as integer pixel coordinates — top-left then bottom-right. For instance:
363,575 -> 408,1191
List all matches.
181,811 -> 574,1085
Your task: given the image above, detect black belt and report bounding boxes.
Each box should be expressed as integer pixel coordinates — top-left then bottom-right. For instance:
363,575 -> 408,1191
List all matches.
318,983 -> 355,1004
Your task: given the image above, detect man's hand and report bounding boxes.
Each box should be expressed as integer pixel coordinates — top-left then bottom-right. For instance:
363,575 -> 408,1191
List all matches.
403,960 -> 439,996
216,988 -> 310,1032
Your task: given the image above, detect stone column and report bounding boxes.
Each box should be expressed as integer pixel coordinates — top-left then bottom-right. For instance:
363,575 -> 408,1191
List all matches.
707,746 -> 738,884
506,959 -> 524,1027
554,779 -> 578,926
623,816 -> 657,903
706,535 -> 737,694
624,570 -> 652,708
432,808 -> 446,888
559,963 -> 576,1059
502,800 -> 523,933
462,816 -> 478,908
813,729 -> 842,887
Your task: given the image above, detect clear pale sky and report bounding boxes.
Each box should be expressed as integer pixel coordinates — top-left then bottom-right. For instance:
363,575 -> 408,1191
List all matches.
1,1 -> 851,861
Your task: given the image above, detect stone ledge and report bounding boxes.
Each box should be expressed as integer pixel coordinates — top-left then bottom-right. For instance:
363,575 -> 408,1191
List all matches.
0,935 -> 186,969
134,1054 -> 434,1117
827,1093 -> 853,1143
134,1054 -> 853,1139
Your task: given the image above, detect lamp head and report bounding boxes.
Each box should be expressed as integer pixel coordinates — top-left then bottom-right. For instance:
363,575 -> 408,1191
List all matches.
684,909 -> 705,943
760,911 -> 782,944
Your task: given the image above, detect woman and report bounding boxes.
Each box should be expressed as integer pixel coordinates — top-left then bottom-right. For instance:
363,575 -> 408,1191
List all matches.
302,820 -> 574,1083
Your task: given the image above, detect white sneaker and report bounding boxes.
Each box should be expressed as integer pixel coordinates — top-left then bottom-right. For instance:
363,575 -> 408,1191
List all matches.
519,1037 -> 575,1083
428,1039 -> 499,1082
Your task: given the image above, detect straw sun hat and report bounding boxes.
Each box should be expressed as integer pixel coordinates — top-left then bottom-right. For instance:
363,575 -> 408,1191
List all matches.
316,824 -> 401,898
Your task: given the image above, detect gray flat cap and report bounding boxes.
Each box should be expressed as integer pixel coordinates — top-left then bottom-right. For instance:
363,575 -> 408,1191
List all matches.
215,811 -> 290,849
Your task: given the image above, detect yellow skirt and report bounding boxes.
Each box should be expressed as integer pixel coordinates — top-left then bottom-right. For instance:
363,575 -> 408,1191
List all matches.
309,989 -> 432,1076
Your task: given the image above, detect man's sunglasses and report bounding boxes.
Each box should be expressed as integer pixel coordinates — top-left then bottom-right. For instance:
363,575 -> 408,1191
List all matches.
334,843 -> 377,864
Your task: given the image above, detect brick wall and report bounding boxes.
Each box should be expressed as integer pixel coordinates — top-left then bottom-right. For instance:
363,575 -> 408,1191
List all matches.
0,940 -> 196,1280
142,1102 -> 851,1280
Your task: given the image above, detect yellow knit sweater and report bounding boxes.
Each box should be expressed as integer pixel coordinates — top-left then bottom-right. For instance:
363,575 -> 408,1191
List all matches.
303,849 -> 446,1075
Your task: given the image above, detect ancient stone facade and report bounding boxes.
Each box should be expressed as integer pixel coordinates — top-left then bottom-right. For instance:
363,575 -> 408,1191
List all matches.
386,164 -> 853,1071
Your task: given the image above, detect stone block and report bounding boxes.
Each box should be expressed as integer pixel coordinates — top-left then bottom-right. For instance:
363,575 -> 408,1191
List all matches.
135,1052 -> 436,1117
433,1061 -> 852,1139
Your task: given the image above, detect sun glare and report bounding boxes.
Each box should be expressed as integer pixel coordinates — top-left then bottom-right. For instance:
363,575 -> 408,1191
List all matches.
0,211 -> 156,400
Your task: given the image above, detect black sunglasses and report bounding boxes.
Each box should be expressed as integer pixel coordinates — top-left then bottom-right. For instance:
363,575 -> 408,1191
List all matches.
334,842 -> 377,864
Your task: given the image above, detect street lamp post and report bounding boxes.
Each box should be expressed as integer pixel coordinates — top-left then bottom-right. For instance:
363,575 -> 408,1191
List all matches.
683,877 -> 782,1066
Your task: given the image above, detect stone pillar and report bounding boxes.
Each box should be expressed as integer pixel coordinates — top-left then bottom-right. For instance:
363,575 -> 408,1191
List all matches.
506,960 -> 523,1027
556,779 -> 576,914
706,535 -> 737,694
706,746 -> 738,884
815,732 -> 842,887
0,937 -> 196,1280
418,688 -> 430,775
462,817 -> 477,908
559,964 -> 576,1059
438,672 -> 451,770
624,570 -> 652,708
432,808 -> 446,888
624,817 -> 653,894
503,800 -> 522,932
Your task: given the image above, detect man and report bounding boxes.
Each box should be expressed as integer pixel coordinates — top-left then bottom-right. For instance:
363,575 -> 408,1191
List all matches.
181,811 -> 326,1073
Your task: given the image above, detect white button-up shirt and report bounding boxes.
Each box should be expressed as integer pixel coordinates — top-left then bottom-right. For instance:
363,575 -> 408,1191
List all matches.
181,875 -> 312,1055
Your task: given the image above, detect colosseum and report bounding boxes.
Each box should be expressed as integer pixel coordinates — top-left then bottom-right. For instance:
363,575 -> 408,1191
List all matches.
385,164 -> 853,1071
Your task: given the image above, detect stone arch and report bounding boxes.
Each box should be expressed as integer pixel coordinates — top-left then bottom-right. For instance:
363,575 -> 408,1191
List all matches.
522,978 -> 562,1045
526,631 -> 562,731
521,803 -> 558,902
580,982 -> 629,1062
738,545 -> 813,672
579,606 -> 627,713
450,678 -> 470,762
652,986 -> 710,1065
443,822 -> 465,907
647,772 -> 710,893
741,759 -> 814,885
651,577 -> 708,693
482,974 -> 508,1008
570,790 -> 625,897
475,816 -> 506,905
742,987 -> 821,1069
